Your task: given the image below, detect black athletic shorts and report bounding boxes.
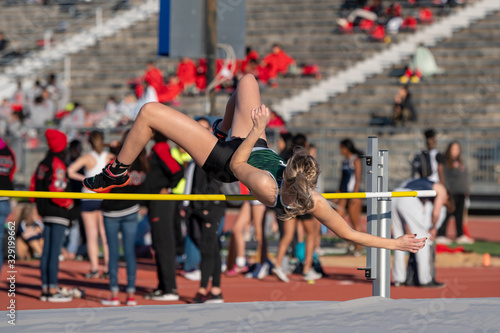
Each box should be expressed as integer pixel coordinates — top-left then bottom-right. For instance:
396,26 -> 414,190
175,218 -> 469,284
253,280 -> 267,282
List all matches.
202,137 -> 268,183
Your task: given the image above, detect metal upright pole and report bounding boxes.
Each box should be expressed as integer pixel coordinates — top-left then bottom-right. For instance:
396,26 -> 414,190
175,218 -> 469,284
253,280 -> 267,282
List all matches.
206,0 -> 217,115
374,150 -> 391,298
359,137 -> 379,282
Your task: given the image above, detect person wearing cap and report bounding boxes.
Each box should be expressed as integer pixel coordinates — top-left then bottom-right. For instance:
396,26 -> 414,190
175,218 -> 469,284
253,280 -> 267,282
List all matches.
30,129 -> 75,302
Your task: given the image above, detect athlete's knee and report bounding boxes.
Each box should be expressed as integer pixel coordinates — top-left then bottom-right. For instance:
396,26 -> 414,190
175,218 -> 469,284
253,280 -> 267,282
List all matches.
238,73 -> 258,88
137,102 -> 160,120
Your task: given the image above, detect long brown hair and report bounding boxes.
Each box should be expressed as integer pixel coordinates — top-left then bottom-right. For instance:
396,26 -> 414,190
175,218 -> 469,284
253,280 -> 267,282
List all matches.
280,147 -> 320,220
89,130 -> 104,154
445,141 -> 463,169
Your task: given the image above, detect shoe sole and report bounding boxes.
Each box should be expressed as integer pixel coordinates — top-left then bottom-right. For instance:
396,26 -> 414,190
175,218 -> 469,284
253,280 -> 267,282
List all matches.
204,299 -> 224,304
150,297 -> 180,301
83,177 -> 130,193
272,269 -> 290,283
101,302 -> 121,306
48,298 -> 73,303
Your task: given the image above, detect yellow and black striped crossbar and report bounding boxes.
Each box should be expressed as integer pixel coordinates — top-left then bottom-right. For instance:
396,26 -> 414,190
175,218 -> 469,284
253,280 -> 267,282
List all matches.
0,190 -> 436,201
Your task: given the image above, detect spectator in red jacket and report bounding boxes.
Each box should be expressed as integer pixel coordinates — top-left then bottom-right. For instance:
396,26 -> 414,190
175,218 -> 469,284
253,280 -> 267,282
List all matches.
261,44 -> 296,86
177,58 -> 197,92
240,47 -> 260,74
144,61 -> 164,97
267,110 -> 287,134
30,129 -> 74,302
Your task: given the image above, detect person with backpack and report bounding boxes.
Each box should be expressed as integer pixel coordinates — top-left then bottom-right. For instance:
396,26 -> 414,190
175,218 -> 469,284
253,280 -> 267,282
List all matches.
30,129 -> 75,302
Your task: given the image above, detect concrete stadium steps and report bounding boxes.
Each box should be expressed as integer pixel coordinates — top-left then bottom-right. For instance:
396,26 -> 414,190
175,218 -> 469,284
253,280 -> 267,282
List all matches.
7,0 -> 464,115
287,8 -> 500,131
0,1 -> 125,49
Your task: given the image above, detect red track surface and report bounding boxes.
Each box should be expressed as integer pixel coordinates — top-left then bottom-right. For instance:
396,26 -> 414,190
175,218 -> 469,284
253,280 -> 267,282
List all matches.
1,217 -> 499,310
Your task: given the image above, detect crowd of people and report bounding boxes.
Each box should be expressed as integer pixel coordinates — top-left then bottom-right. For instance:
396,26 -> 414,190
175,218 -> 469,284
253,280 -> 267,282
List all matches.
337,0 -> 467,41
0,74 -> 431,307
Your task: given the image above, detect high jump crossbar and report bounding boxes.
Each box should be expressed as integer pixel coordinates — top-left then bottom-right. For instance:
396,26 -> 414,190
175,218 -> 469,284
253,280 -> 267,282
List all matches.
0,190 -> 436,201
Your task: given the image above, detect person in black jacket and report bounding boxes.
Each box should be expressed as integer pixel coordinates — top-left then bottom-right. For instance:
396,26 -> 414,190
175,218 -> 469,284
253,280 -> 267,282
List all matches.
0,136 -> 16,275
143,131 -> 184,301
30,129 -> 74,302
100,131 -> 149,307
185,118 -> 227,303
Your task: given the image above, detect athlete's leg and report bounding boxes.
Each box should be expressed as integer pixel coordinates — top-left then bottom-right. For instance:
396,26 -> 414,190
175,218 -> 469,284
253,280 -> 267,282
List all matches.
348,198 -> 363,252
301,218 -> 316,275
217,74 -> 266,141
275,218 -> 296,267
116,103 -> 218,167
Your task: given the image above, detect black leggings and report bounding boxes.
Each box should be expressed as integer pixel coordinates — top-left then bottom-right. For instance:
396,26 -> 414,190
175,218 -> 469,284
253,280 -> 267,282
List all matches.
149,200 -> 177,293
191,214 -> 222,289
438,193 -> 465,237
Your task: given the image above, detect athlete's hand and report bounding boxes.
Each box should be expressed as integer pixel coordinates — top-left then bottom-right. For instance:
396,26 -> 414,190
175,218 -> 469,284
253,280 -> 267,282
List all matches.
251,104 -> 270,134
395,234 -> 427,253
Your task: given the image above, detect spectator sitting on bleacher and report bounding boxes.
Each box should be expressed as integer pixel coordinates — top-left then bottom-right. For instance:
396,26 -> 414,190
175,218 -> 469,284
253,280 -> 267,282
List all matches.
143,61 -> 164,98
27,89 -> 55,127
161,76 -> 182,105
240,46 -> 259,74
393,85 -> 417,126
400,43 -> 443,84
261,44 -> 296,87
337,0 -> 385,31
177,57 -> 197,93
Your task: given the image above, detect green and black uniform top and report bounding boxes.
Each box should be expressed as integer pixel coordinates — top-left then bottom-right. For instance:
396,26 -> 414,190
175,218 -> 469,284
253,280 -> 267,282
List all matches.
247,147 -> 292,210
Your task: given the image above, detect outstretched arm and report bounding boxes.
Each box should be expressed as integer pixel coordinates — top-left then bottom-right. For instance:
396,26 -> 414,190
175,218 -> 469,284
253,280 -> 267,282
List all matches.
310,191 -> 426,253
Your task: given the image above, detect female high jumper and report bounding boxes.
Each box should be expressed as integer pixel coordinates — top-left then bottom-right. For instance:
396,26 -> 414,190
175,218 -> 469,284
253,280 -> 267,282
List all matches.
83,74 -> 426,254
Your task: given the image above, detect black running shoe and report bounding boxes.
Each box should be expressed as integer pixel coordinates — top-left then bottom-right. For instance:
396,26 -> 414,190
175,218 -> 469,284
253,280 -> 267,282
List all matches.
204,292 -> 224,304
212,118 -> 228,141
83,164 -> 130,193
420,280 -> 446,288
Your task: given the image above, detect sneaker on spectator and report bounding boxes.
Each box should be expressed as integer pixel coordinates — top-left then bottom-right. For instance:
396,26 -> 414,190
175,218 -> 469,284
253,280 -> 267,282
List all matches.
272,267 -> 290,283
101,296 -> 120,306
184,269 -> 201,281
40,291 -> 51,302
399,75 -> 410,84
257,262 -> 270,280
193,292 -> 207,304
303,269 -> 322,281
85,270 -> 100,279
204,292 -> 224,304
144,289 -> 180,301
100,271 -> 110,279
225,265 -> 248,277
420,280 -> 446,288
456,235 -> 475,245
126,297 -> 137,306
48,290 -> 72,303
435,236 -> 452,245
